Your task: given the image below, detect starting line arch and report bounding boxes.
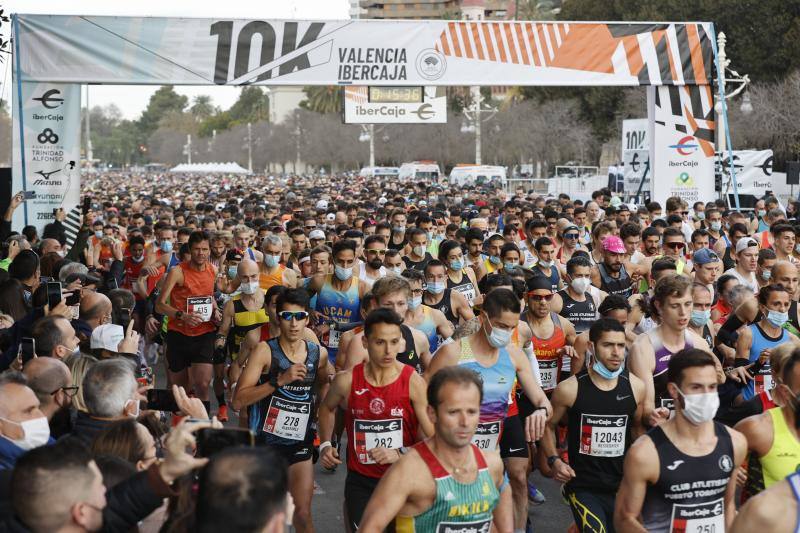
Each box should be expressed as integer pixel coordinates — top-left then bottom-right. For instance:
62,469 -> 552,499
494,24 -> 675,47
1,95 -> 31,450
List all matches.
10,14 -> 739,228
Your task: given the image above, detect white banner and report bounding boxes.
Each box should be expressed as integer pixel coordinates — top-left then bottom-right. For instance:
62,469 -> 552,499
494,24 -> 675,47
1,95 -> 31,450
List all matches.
343,86 -> 447,123
650,85 -> 716,207
717,150 -> 773,196
12,82 -> 81,231
621,118 -> 649,193
14,16 -> 714,87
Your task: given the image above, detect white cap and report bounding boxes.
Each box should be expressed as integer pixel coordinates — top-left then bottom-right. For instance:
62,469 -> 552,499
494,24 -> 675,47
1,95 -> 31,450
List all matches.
325,213 -> 335,222
90,324 -> 125,352
309,229 -> 326,240
316,199 -> 329,210
735,237 -> 759,254
378,197 -> 388,205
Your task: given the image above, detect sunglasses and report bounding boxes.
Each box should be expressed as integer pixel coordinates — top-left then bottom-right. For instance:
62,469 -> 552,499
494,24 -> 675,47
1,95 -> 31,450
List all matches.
564,233 -> 579,239
528,293 -> 554,302
366,249 -> 387,255
278,311 -> 309,321
665,242 -> 685,249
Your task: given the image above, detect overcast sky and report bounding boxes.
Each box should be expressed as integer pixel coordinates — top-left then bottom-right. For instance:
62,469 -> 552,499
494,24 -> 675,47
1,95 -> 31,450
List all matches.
1,0 -> 350,118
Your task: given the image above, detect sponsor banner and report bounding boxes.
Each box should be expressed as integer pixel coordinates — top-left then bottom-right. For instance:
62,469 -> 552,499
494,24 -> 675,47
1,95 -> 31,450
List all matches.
650,85 -> 715,207
11,82 -> 81,231
15,16 -> 713,86
343,86 -> 446,123
621,118 -> 649,192
717,149 -> 773,196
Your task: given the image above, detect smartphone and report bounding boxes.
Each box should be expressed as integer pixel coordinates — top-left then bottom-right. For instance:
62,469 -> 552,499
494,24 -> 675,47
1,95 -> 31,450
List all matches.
46,281 -> 62,310
19,337 -> 35,364
65,291 -> 81,306
146,388 -> 180,413
23,191 -> 36,200
113,307 -> 131,330
196,428 -> 255,458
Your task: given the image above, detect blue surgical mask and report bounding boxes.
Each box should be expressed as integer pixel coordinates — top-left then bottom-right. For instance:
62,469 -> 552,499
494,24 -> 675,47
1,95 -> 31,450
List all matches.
391,266 -> 404,276
593,358 -> 624,380
690,309 -> 711,327
484,321 -> 512,348
710,221 -> 722,232
758,209 -> 767,218
696,212 -> 705,220
227,266 -> 237,279
427,281 -> 445,294
264,254 -> 281,268
94,230 -> 103,239
334,264 -> 353,281
426,231 -> 434,242
761,269 -> 772,281
450,259 -> 464,271
767,309 -> 789,328
504,262 -> 517,272
489,255 -> 501,265
161,240 -> 173,253
393,225 -> 406,233
538,259 -> 552,268
408,295 -> 422,310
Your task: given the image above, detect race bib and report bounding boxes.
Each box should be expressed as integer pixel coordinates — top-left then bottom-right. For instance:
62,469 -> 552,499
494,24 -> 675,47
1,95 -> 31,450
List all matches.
539,359 -> 559,392
754,364 -> 774,395
453,283 -> 476,306
263,397 -> 311,441
579,414 -> 627,457
187,296 -> 213,322
436,518 -> 493,533
323,325 -> 342,349
471,420 -> 502,451
669,498 -> 724,533
354,419 -> 403,464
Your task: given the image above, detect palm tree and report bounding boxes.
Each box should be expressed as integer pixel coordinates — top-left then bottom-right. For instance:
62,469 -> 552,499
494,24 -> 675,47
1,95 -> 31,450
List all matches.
299,86 -> 342,114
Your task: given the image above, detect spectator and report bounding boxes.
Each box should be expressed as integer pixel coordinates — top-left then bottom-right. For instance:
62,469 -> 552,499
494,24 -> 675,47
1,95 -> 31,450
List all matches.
0,371 -> 50,470
22,357 -> 75,439
0,279 -> 28,322
91,418 -> 158,472
68,358 -> 139,446
64,353 -> 97,414
31,316 -> 81,360
8,250 -> 40,307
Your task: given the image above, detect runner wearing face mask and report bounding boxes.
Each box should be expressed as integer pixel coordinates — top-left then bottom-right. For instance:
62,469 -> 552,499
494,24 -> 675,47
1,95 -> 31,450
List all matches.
544,319 -> 644,533
215,259 -> 268,419
422,260 -> 474,328
398,270 -> 452,359
439,239 -> 482,308
308,240 -> 369,368
735,285 -> 798,401
552,256 -> 605,336
615,349 -> 747,533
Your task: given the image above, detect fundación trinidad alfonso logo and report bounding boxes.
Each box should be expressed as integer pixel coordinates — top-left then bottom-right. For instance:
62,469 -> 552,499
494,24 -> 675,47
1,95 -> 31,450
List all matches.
675,172 -> 695,187
669,136 -> 699,156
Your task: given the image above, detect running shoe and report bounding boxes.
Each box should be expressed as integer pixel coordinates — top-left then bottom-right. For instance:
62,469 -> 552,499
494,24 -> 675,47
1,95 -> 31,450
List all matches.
217,404 -> 229,422
528,481 -> 546,505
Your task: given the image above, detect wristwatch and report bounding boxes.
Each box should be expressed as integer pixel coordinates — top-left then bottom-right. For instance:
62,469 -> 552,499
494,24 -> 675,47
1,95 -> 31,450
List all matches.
175,310 -> 184,320
546,455 -> 561,468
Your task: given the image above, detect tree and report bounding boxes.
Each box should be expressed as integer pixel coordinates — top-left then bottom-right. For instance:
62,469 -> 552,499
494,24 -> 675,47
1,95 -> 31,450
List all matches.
137,86 -> 188,137
190,95 -> 218,120
228,87 -> 270,123
299,86 -> 342,114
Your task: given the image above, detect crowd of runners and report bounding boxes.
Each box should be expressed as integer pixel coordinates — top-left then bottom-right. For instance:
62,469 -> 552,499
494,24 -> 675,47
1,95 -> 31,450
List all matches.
1,170 -> 800,532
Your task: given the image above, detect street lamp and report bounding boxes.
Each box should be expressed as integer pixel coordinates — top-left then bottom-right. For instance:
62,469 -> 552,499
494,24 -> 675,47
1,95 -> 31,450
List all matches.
714,31 -> 752,210
359,124 -> 387,167
461,87 -> 496,165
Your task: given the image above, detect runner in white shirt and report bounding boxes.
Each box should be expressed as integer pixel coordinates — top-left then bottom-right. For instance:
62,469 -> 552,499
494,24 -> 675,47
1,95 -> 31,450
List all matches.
723,237 -> 760,294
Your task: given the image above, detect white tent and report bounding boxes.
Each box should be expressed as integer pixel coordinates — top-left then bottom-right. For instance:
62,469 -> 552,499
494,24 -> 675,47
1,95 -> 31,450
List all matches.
169,162 -> 250,174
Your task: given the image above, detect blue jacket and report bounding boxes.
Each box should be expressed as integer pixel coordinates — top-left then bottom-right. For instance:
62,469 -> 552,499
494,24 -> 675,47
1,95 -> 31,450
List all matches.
0,438 -> 26,471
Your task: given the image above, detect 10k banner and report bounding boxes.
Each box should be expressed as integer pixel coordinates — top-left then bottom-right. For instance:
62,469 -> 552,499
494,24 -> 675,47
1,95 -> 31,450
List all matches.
11,82 -> 81,231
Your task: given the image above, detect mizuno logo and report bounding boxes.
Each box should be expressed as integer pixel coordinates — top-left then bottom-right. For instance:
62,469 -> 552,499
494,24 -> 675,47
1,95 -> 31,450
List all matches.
666,460 -> 684,471
355,388 -> 369,395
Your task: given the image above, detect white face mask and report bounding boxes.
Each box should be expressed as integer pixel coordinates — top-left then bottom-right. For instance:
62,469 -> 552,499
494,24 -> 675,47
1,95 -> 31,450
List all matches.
0,416 -> 51,450
676,388 -> 719,425
570,277 -> 591,294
